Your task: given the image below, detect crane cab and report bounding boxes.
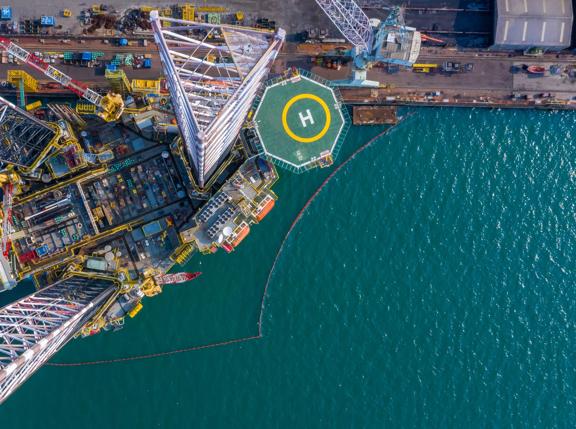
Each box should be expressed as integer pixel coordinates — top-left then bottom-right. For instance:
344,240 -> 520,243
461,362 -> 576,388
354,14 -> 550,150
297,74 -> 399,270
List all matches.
98,93 -> 125,122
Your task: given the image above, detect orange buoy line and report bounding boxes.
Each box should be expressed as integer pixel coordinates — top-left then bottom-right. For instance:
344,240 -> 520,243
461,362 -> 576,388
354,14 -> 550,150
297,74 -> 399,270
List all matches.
46,115 -> 411,368
257,117 -> 411,335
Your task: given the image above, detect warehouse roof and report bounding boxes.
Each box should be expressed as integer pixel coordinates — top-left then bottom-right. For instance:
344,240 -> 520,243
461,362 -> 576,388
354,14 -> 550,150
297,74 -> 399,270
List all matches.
494,0 -> 573,48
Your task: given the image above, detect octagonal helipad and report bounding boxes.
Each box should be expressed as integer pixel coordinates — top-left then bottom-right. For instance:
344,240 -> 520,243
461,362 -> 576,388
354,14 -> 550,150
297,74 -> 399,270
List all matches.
253,71 -> 349,173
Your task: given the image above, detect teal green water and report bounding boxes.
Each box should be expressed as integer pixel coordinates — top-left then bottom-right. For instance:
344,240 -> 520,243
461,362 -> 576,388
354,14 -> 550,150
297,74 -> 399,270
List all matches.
2,108 -> 576,427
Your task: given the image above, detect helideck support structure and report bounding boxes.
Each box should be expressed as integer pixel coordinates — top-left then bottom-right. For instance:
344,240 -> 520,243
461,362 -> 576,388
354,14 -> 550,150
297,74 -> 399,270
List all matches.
150,11 -> 285,188
0,276 -> 116,404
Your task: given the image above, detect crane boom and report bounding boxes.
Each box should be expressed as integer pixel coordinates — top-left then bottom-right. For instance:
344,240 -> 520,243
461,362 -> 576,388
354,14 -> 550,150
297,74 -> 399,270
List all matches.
0,38 -> 124,122
314,0 -> 374,52
154,272 -> 202,285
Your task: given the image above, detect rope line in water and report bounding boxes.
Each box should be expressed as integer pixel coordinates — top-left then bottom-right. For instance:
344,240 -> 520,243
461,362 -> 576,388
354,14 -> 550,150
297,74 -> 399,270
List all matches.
46,336 -> 262,367
257,124 -> 403,334
47,120 -> 407,368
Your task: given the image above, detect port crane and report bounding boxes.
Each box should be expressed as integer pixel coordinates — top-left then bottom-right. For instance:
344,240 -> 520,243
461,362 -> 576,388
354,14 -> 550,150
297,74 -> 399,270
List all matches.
313,0 -> 421,87
0,38 -> 124,121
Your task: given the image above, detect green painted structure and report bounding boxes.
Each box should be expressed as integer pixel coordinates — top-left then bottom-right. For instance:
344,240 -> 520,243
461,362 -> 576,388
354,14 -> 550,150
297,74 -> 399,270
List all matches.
253,71 -> 349,173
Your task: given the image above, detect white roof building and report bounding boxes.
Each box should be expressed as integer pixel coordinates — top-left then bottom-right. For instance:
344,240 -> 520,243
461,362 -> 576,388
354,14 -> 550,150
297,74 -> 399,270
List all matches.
493,0 -> 573,50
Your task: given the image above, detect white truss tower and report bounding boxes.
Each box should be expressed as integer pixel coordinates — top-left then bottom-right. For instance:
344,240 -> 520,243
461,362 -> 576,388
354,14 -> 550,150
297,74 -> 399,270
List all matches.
0,276 -> 116,404
150,11 -> 285,187
314,0 -> 374,51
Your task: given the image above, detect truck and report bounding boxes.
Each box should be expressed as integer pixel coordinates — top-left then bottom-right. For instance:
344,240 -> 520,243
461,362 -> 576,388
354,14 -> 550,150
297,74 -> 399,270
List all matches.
441,61 -> 461,73
412,63 -> 439,73
442,62 -> 474,74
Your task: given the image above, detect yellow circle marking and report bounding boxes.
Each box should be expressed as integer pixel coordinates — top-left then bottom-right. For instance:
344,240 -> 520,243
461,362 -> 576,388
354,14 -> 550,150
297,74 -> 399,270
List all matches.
281,93 -> 331,143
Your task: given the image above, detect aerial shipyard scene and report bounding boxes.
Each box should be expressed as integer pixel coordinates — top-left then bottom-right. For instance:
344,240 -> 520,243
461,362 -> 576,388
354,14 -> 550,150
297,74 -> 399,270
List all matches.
0,0 -> 575,425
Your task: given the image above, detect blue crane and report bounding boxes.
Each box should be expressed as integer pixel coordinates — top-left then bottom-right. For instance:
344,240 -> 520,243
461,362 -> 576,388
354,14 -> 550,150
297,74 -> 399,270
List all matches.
314,0 -> 421,87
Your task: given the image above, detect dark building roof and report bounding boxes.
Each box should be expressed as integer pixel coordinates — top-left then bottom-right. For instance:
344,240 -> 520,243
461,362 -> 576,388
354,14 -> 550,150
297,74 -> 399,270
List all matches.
493,0 -> 573,49
0,97 -> 57,170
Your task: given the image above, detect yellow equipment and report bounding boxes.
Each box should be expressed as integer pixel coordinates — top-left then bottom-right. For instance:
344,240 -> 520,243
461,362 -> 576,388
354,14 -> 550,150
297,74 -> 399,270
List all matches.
131,79 -> 161,94
7,70 -> 38,93
197,6 -> 227,13
75,102 -> 97,115
25,100 -> 42,111
181,4 -> 195,21
128,302 -> 143,317
160,7 -> 172,26
105,68 -> 132,95
412,63 -> 438,73
170,243 -> 195,265
62,9 -> 72,17
92,93 -> 123,122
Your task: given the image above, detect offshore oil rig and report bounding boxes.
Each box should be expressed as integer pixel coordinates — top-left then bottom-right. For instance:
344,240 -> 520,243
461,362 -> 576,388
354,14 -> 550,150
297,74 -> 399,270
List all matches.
0,0 -> 417,403
0,11 -> 285,403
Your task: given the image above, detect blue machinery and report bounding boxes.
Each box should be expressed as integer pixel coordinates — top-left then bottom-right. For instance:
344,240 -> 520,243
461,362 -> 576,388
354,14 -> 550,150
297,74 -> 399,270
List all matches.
314,1 -> 421,87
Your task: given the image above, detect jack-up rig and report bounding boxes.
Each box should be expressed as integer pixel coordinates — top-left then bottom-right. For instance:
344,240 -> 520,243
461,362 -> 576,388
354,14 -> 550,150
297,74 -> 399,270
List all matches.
0,0 -> 414,403
0,14 -> 284,403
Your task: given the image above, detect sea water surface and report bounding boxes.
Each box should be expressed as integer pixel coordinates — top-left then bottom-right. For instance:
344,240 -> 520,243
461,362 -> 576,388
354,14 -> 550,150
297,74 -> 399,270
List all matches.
2,108 -> 576,428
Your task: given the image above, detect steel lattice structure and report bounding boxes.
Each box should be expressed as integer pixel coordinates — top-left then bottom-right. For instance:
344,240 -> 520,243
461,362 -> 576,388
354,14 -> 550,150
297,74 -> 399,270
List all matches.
150,11 -> 285,188
0,276 -> 116,404
0,96 -> 58,171
314,0 -> 420,86
315,0 -> 374,51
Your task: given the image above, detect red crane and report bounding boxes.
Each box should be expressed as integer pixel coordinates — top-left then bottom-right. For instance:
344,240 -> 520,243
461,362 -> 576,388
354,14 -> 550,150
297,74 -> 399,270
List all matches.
420,33 -> 446,44
0,37 -> 124,121
154,272 -> 202,285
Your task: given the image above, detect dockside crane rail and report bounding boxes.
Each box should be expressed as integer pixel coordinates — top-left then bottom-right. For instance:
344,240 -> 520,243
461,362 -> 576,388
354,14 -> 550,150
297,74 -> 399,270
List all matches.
0,38 -> 124,122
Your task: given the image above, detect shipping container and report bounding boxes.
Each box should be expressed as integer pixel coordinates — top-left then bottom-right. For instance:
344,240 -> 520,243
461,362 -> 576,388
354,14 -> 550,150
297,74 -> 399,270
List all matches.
40,16 -> 56,26
0,7 -> 11,20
